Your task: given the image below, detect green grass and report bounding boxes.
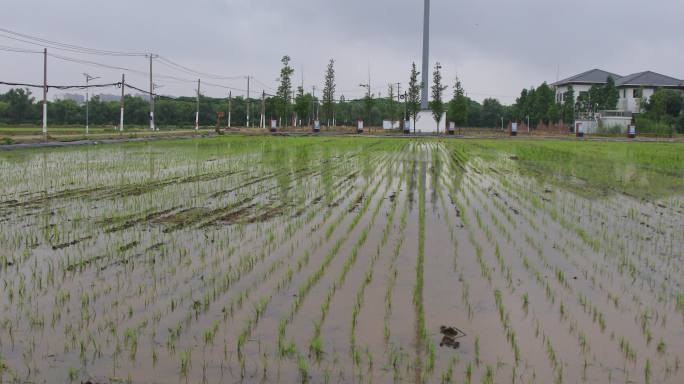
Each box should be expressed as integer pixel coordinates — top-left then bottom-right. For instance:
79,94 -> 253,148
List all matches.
465,139 -> 684,199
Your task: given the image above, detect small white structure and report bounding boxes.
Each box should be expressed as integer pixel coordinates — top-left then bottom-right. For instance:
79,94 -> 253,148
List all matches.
597,111 -> 632,132
382,120 -> 401,130
415,111 -> 446,133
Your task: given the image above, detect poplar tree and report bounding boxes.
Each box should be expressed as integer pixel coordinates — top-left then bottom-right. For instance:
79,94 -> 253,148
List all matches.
276,55 -> 294,125
430,62 -> 447,131
407,62 -> 421,132
322,59 -> 336,125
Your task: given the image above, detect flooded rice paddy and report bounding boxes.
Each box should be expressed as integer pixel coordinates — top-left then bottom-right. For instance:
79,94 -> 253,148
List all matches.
0,136 -> 683,383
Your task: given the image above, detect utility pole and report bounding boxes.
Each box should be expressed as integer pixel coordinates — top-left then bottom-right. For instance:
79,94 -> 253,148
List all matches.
261,90 -> 265,128
83,73 -> 100,135
421,0 -> 431,110
246,76 -> 251,128
195,78 -> 201,131
311,85 -> 316,125
42,48 -> 47,137
395,82 -> 401,129
120,74 -> 125,132
228,91 -> 232,128
368,69 -> 372,133
402,91 -> 410,130
148,54 -> 158,131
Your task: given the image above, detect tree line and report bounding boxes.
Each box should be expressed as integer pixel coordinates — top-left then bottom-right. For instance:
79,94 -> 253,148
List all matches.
0,56 -> 515,129
3,58 -> 681,133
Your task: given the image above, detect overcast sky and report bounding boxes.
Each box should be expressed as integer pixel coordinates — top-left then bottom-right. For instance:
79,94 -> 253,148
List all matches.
1,0 -> 683,104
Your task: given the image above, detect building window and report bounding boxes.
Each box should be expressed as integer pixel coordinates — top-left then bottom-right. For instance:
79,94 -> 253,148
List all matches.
623,89 -> 626,98
633,89 -> 643,98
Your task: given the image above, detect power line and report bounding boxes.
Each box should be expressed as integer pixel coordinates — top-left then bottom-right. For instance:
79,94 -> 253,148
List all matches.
0,80 -> 121,90
156,56 -> 245,80
251,77 -> 277,93
0,28 -> 147,56
0,44 -> 43,54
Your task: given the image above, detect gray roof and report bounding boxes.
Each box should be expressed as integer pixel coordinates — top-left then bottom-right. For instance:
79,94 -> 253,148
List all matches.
552,69 -> 622,86
615,71 -> 683,87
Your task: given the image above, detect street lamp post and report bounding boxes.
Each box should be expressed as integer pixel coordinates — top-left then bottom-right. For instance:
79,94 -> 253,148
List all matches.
360,82 -> 371,133
421,0 -> 431,110
83,73 -> 100,135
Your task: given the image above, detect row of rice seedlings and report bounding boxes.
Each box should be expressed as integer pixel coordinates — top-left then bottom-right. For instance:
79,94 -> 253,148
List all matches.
37,142 -> 376,380
458,167 -> 580,381
153,145 -> 397,379
383,163 -> 411,376
276,155 -> 395,360
347,165 -> 404,377
309,164 -> 393,364
493,174 -> 660,362
413,152 -> 431,381
477,161 -> 674,382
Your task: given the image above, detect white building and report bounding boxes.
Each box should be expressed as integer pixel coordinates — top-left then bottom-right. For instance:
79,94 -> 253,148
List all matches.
552,68 -> 684,114
552,69 -> 684,132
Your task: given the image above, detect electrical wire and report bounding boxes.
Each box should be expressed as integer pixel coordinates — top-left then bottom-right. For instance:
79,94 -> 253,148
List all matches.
0,28 -> 147,56
0,44 -> 43,54
157,56 -> 245,80
0,80 -> 121,90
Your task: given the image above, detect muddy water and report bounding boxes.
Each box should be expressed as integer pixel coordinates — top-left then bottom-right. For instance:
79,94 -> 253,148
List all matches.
0,137 -> 683,383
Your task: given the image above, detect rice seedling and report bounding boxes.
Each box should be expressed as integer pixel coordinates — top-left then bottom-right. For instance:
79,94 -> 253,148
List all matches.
0,137 -> 681,383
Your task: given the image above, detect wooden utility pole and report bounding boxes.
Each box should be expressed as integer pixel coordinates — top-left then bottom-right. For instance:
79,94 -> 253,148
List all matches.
149,55 -> 154,130
42,48 -> 47,137
120,74 -> 125,132
195,78 -> 201,131
246,76 -> 251,128
228,91 -> 232,128
261,91 -> 265,128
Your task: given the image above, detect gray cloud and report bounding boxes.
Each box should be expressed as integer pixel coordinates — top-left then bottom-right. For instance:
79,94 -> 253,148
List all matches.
1,0 -> 682,104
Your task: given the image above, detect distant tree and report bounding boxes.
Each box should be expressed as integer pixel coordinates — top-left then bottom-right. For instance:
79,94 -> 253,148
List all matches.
407,62 -> 421,132
294,86 -> 313,126
603,76 -> 619,110
645,88 -> 684,121
588,84 -> 604,112
363,87 -> 373,127
467,99 -> 482,127
429,62 -> 447,131
676,112 -> 684,134
0,101 -> 8,122
513,89 -> 528,121
51,99 -> 82,125
447,76 -> 468,126
532,82 -> 554,124
547,103 -> 561,124
276,55 -> 294,125
321,59 -> 336,125
1,88 -> 35,123
480,98 -> 504,127
562,86 -> 575,124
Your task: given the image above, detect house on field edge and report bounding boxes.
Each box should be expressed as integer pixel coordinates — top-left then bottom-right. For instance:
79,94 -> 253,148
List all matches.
552,69 -> 684,133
